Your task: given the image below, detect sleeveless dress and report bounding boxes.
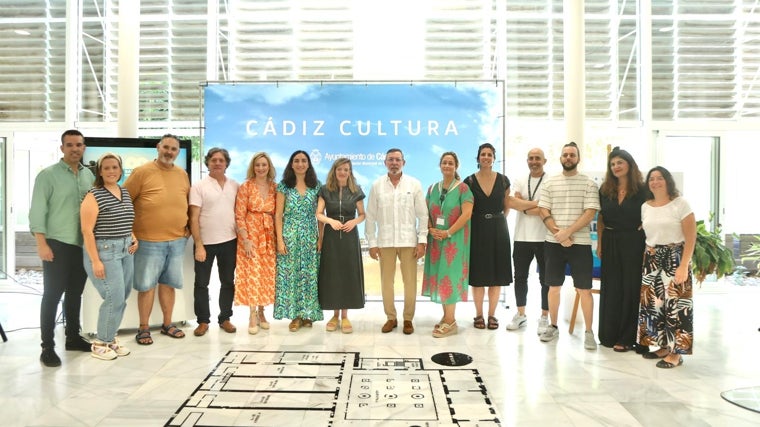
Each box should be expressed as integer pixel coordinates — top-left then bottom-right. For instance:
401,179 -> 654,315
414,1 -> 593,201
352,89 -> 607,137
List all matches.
317,186 -> 366,310
597,190 -> 646,347
465,173 -> 513,287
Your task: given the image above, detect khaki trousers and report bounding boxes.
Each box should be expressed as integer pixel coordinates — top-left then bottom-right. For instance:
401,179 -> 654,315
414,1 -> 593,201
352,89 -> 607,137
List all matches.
379,247 -> 418,321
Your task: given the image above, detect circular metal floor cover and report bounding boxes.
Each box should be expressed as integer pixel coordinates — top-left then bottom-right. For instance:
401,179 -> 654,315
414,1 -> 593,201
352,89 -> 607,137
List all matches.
431,352 -> 473,366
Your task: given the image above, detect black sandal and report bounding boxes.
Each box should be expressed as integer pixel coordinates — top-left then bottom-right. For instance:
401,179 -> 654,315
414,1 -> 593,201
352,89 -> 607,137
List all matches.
642,348 -> 669,359
656,356 -> 683,369
473,316 -> 486,329
160,324 -> 185,338
487,316 -> 499,330
135,328 -> 153,345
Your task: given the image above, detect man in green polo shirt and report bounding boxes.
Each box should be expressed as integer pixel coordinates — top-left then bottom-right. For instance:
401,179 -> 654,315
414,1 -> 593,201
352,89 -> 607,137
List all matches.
29,129 -> 95,367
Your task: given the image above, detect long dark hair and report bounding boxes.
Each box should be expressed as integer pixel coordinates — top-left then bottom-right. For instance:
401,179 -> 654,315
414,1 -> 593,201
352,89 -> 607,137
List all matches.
281,150 -> 318,188
599,147 -> 644,199
644,166 -> 680,200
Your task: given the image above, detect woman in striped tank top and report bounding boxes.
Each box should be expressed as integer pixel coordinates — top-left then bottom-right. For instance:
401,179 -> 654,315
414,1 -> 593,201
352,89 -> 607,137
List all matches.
80,153 -> 138,360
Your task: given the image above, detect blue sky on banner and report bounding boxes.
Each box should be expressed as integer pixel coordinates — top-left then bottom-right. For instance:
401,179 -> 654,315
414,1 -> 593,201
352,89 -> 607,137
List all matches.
203,82 -> 503,190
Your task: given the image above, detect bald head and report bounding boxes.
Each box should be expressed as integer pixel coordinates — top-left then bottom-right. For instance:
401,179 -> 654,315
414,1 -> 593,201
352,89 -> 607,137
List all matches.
527,148 -> 546,176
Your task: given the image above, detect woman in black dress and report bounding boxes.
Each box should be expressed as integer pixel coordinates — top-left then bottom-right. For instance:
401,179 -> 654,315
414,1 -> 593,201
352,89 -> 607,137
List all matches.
464,143 -> 512,330
316,158 -> 366,334
597,147 -> 646,352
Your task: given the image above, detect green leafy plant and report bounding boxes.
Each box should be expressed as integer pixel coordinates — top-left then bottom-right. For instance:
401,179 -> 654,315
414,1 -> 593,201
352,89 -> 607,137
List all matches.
692,218 -> 735,283
741,235 -> 760,272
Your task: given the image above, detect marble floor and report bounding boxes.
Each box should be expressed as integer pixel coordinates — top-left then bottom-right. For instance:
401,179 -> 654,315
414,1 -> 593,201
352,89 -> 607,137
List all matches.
1,276 -> 759,426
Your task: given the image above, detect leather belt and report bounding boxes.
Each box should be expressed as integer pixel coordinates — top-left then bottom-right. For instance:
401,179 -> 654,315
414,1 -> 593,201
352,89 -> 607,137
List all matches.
328,215 -> 355,221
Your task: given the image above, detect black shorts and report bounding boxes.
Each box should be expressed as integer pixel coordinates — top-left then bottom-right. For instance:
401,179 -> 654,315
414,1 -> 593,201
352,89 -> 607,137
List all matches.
544,242 -> 593,289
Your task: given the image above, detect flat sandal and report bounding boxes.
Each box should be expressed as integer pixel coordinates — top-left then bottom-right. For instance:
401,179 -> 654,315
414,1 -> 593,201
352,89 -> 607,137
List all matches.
487,316 -> 499,330
289,318 -> 302,332
473,316 -> 486,329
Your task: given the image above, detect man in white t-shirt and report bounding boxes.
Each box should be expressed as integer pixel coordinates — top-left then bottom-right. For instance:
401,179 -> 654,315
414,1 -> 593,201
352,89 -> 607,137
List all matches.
189,148 -> 240,336
506,148 -> 550,334
537,142 -> 600,350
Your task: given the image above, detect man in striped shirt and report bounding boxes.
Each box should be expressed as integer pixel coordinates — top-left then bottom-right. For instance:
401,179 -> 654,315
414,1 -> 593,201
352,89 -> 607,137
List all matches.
537,142 -> 600,350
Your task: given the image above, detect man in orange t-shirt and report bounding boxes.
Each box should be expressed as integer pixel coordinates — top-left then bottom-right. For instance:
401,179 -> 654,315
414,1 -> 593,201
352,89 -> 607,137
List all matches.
124,134 -> 190,345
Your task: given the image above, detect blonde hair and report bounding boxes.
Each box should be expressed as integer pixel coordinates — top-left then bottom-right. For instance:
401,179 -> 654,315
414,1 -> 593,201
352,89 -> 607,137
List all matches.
93,153 -> 123,187
246,152 -> 275,181
325,158 -> 358,192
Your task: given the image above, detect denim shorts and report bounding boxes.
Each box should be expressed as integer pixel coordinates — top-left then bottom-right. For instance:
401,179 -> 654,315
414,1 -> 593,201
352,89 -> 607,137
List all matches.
133,237 -> 187,291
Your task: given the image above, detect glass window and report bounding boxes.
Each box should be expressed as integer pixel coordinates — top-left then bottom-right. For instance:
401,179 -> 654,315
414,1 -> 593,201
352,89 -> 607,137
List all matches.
0,136 -> 5,279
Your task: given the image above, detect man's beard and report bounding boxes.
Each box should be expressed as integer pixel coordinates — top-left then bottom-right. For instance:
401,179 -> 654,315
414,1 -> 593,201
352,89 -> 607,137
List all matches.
562,162 -> 577,172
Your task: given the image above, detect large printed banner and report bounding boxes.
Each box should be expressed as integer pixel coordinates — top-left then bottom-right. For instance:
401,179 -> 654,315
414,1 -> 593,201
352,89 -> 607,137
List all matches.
203,82 -> 504,190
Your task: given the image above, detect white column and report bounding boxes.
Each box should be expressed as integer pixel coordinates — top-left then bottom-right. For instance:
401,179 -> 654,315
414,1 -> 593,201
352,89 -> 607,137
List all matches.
64,0 -> 82,128
638,0 -> 657,166
564,0 -> 585,145
118,1 -> 140,138
207,0 -> 219,81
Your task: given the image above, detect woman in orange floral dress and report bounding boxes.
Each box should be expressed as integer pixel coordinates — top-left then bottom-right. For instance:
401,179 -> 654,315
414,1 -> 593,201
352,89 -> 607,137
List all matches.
235,152 -> 277,335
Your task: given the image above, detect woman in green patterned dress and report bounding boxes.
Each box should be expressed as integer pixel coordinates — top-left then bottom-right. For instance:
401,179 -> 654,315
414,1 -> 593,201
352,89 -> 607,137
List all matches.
422,152 -> 474,338
274,150 -> 323,331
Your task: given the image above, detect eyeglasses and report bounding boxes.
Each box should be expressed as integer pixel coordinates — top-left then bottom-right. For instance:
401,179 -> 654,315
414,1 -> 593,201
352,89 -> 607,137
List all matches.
439,188 -> 448,204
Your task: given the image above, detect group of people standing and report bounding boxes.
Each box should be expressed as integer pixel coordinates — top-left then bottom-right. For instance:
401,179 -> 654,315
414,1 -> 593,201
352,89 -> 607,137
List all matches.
30,129 -> 695,371
525,142 -> 695,370
31,131 -> 192,365
447,141 -> 694,370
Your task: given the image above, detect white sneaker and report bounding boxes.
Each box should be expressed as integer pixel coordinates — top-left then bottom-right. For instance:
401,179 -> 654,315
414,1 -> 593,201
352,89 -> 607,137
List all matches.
91,341 -> 118,360
505,313 -> 527,331
537,316 -> 550,336
539,325 -> 559,342
108,338 -> 131,357
584,331 -> 598,350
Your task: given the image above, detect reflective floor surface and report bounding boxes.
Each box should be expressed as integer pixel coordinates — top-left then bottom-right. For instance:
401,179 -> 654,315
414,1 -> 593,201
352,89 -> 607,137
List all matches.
1,277 -> 759,426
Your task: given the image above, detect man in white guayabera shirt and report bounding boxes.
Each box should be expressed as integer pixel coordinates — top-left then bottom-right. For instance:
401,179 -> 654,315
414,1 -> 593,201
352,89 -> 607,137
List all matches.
365,148 -> 428,335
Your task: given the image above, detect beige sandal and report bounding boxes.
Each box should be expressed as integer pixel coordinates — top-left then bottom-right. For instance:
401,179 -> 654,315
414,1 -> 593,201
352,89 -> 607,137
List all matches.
248,311 -> 260,335
289,318 -> 303,332
341,318 -> 353,334
257,308 -> 270,330
326,316 -> 339,332
432,321 -> 458,338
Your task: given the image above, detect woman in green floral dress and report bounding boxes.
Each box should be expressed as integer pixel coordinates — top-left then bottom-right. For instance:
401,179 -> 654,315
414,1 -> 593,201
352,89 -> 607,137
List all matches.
274,150 -> 323,331
422,151 -> 474,338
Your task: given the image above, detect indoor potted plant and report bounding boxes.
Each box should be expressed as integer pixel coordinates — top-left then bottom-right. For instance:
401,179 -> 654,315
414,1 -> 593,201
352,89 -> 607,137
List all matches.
692,217 -> 735,284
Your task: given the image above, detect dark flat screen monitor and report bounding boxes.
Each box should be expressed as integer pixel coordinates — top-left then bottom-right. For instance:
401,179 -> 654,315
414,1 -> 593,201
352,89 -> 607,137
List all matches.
82,136 -> 192,185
